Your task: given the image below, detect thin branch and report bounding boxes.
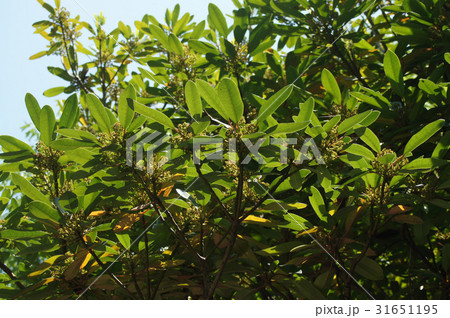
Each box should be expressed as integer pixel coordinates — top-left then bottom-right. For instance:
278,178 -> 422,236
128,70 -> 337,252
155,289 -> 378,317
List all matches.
77,232 -> 136,299
0,261 -> 25,290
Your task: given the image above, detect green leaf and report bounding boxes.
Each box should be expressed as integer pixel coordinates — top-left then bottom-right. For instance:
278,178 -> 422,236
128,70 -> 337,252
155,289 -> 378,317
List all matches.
49,139 -> 96,151
321,69 -> 342,105
344,144 -> 375,160
116,233 -> 131,249
60,94 -> 79,129
359,110 -> 380,127
418,79 -> 440,95
0,230 -> 48,240
196,80 -> 228,121
338,110 -> 372,134
445,53 -> 450,64
11,174 -> 50,204
185,81 -> 203,119
167,33 -> 184,55
208,3 -> 229,37
257,85 -> 293,123
401,158 -> 448,171
29,201 -> 63,223
29,51 -> 48,60
148,25 -> 169,47
403,119 -> 445,155
39,106 -> 56,145
118,85 -> 136,130
322,115 -> 341,132
356,127 -> 381,153
309,186 -> 327,221
59,148 -> 95,165
279,212 -> 312,231
190,20 -> 205,39
296,97 -> 315,124
249,39 -> 276,56
256,241 -> 304,256
265,122 -> 310,135
25,93 -> 41,131
43,86 -> 66,97
188,39 -> 220,55
432,131 -> 450,159
133,101 -> 175,130
384,50 -> 404,97
56,129 -> 98,143
217,78 -> 244,123
355,257 -> 384,280
0,136 -> 34,153
86,93 -> 111,132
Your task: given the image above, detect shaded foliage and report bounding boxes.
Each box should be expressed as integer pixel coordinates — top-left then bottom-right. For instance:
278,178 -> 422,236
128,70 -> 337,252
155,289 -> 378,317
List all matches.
0,0 -> 449,299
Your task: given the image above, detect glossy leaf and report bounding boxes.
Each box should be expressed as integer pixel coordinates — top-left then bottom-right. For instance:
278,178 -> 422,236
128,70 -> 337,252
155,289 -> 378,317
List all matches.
0,136 -> 34,153
196,80 -> 228,121
321,69 -> 341,105
403,119 -> 445,155
0,230 -> 48,240
208,3 -> 228,36
11,174 -> 50,204
133,100 -> 175,130
308,186 -> 327,221
29,201 -> 63,223
384,50 -> 404,97
86,93 -> 112,132
185,80 -> 203,119
39,106 -> 56,145
338,110 -> 372,134
25,93 -> 41,131
216,78 -> 244,123
60,94 -> 79,129
168,33 -> 184,55
257,85 -> 293,123
118,85 -> 136,130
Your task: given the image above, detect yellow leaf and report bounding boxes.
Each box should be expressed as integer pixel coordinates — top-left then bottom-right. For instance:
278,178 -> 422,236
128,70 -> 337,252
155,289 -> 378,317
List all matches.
243,215 -> 277,227
62,56 -> 71,71
114,211 -> 145,232
64,249 -> 90,280
296,226 -> 318,237
28,255 -> 65,277
79,116 -> 88,127
89,210 -> 107,217
158,184 -> 174,197
64,250 -> 90,280
29,51 -> 47,60
388,205 -> 413,215
80,253 -> 92,269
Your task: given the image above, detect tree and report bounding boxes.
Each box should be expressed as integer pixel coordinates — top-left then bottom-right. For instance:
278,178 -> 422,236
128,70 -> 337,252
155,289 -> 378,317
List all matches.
0,0 -> 449,299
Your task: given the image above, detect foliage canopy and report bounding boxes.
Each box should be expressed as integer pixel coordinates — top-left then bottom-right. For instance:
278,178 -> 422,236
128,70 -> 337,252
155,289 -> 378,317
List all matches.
0,0 -> 449,299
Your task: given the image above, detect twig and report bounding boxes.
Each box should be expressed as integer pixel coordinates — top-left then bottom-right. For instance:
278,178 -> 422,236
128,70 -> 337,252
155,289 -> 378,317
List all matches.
0,261 -> 25,290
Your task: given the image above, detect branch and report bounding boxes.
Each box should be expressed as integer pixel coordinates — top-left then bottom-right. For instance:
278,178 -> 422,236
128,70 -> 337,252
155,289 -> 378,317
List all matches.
0,261 -> 25,290
77,232 -> 136,299
195,163 -> 231,219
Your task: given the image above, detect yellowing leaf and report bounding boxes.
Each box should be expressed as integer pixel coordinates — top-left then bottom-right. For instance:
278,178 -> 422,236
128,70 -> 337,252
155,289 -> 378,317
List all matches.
28,255 -> 65,277
243,215 -> 277,227
114,211 -> 145,232
64,249 -> 90,280
388,205 -> 413,215
296,226 -> 318,237
89,210 -> 107,217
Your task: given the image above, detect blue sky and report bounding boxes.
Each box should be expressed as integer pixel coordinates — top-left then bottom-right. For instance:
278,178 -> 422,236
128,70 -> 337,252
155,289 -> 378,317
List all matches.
0,0 -> 236,142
